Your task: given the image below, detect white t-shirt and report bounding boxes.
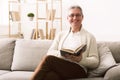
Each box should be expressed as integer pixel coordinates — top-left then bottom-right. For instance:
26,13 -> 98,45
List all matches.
62,31 -> 82,51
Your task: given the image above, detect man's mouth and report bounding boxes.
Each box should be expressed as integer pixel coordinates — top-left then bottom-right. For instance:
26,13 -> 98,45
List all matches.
72,20 -> 78,23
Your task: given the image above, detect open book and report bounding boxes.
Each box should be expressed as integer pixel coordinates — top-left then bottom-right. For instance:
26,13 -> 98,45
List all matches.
60,44 -> 87,56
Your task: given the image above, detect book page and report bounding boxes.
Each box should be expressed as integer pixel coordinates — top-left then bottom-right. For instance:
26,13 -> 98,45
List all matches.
61,43 -> 86,53
60,44 -> 87,56
75,44 -> 86,52
61,48 -> 74,54
74,44 -> 87,53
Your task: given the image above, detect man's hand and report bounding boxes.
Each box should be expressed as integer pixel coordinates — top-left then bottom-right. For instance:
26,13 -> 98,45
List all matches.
63,53 -> 82,62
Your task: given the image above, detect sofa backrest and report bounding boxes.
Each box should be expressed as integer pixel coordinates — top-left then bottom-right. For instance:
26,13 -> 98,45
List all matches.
1,38 -> 120,71
97,41 -> 120,63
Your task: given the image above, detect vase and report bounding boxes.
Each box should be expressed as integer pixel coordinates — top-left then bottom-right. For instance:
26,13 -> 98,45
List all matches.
28,17 -> 34,21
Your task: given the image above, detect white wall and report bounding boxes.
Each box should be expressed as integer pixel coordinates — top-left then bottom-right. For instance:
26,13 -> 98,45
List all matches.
0,0 -> 8,25
0,0 -> 120,41
62,0 -> 120,41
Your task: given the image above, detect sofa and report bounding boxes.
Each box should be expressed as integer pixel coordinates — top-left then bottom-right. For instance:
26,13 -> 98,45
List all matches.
0,38 -> 120,80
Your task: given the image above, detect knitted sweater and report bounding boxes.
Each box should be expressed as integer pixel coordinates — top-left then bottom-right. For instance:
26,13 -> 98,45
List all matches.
47,27 -> 99,69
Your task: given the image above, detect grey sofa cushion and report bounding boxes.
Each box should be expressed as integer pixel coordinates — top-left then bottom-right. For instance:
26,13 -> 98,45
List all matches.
88,43 -> 116,77
0,71 -> 33,80
11,39 -> 52,71
104,64 -> 120,80
0,70 -> 11,75
105,42 -> 120,63
0,38 -> 15,70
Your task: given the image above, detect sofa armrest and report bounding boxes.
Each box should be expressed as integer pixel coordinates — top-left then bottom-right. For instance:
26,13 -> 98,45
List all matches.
104,64 -> 120,80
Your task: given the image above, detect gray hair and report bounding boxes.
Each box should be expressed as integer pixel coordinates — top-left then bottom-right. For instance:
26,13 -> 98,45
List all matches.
68,5 -> 83,16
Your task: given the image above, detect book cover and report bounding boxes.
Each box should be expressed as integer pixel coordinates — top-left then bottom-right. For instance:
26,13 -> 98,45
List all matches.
60,44 -> 87,56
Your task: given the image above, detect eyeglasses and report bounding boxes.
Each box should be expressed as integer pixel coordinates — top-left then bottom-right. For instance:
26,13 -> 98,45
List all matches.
68,14 -> 82,17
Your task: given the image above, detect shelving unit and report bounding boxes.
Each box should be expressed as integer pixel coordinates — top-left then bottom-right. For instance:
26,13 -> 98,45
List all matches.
8,0 -> 62,39
32,0 -> 62,40
8,0 -> 23,38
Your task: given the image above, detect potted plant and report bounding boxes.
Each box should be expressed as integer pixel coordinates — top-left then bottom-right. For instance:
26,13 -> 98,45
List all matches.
27,13 -> 35,21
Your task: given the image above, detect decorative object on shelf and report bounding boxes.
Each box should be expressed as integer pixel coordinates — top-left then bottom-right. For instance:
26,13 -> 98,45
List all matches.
27,13 -> 35,21
31,29 -> 44,39
18,0 -> 25,3
47,9 -> 56,21
46,9 -> 56,40
18,0 -> 21,2
48,28 -> 56,40
9,11 -> 20,21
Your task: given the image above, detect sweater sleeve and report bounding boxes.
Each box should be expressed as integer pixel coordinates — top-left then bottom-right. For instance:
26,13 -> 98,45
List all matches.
80,35 -> 99,69
47,32 -> 62,57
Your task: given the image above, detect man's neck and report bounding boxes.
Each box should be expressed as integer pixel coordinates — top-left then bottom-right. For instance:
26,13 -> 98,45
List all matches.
71,25 -> 82,33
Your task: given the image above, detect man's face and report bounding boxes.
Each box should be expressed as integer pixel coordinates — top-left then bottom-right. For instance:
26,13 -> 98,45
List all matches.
67,8 -> 83,27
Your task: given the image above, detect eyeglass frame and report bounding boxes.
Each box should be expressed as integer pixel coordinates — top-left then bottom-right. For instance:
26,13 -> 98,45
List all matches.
68,13 -> 83,18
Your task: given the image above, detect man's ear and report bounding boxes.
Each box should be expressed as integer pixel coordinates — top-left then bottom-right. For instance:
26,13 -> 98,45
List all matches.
81,15 -> 84,20
82,15 -> 84,18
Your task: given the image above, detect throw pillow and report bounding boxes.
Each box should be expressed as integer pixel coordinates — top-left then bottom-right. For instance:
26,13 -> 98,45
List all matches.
11,39 -> 52,71
104,64 -> 120,80
0,38 -> 15,70
88,43 -> 117,77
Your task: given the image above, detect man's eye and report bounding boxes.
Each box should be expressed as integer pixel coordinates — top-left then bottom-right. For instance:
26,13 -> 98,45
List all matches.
69,14 -> 82,17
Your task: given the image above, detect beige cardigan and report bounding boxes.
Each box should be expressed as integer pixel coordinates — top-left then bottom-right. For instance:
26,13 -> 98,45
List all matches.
47,28 -> 99,69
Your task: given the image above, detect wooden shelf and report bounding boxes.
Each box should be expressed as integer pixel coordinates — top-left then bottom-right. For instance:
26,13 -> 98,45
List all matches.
34,0 -> 62,40
8,0 -> 62,39
8,0 -> 22,38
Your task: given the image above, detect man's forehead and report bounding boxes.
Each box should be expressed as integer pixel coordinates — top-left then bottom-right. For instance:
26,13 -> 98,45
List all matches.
68,9 -> 81,14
